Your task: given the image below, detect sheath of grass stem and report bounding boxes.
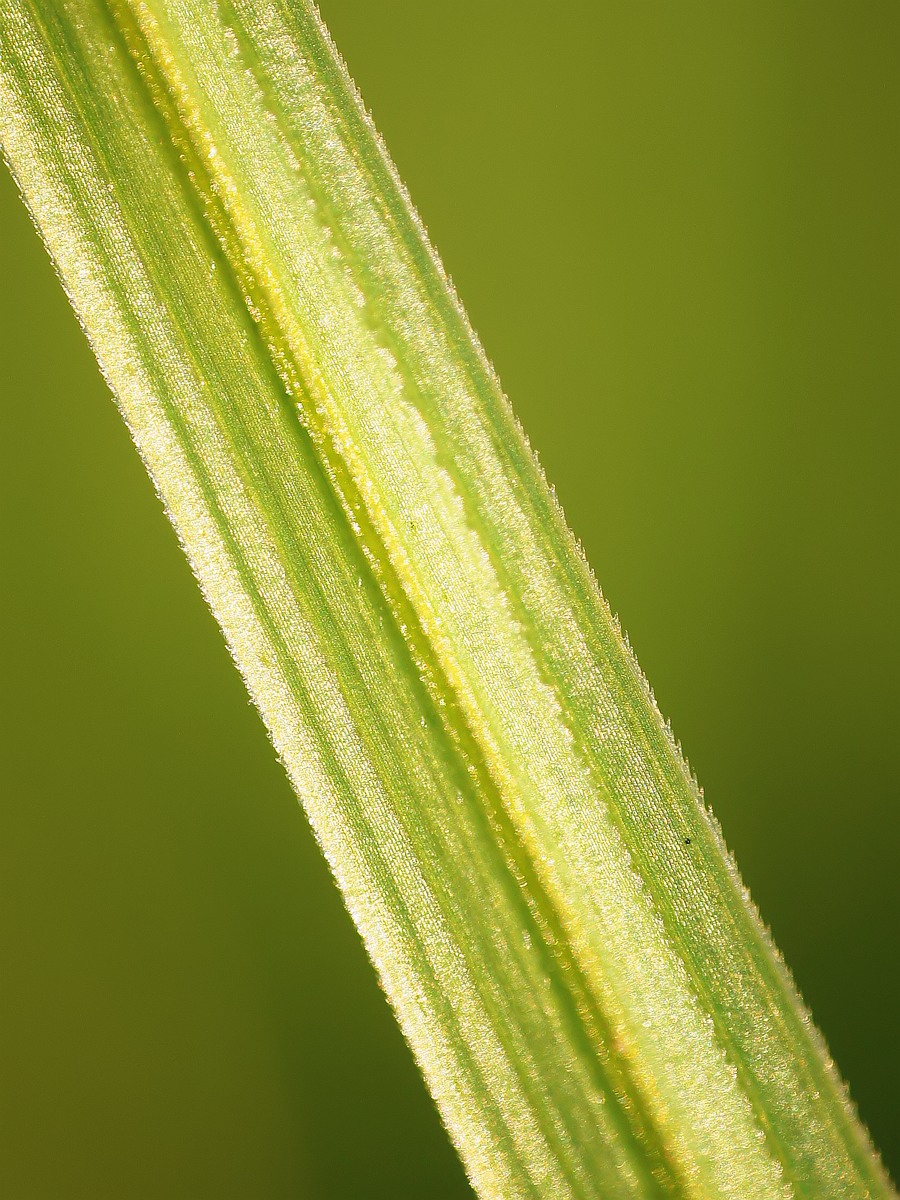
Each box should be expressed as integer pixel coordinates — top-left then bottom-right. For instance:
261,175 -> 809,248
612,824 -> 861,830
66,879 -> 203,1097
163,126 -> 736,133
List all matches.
0,2 -> 893,1197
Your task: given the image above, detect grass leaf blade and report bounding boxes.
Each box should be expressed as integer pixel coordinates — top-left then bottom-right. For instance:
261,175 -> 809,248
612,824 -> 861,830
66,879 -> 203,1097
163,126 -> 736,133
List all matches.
0,2 -> 893,1197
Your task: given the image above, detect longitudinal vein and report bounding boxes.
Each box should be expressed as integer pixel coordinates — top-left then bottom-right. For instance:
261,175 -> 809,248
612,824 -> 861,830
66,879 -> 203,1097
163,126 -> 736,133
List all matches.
0,1 -> 893,1197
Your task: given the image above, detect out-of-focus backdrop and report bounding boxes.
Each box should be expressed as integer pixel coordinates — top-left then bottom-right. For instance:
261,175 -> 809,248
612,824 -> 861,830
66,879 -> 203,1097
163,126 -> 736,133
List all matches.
1,2 -> 897,1195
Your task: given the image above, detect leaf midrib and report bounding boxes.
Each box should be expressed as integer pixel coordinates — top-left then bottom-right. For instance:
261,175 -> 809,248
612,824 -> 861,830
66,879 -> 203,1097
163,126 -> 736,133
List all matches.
96,2 -> 685,1192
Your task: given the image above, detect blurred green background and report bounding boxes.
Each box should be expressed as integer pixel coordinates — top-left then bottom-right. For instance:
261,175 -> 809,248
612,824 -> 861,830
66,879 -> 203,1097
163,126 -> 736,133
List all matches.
1,1 -> 897,1195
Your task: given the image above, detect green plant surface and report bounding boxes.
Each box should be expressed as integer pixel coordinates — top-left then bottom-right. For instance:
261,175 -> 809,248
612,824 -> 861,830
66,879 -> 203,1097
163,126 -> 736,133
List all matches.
0,2 -> 894,1198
